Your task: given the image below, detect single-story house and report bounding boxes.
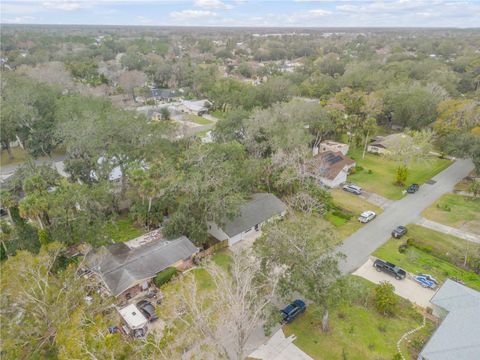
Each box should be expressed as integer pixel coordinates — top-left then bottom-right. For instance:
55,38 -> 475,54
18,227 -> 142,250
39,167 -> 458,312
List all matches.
86,230 -> 198,299
307,150 -> 356,188
150,88 -> 181,102
181,99 -> 212,116
418,279 -> 480,360
318,140 -> 349,156
208,193 -> 287,247
367,133 -> 412,155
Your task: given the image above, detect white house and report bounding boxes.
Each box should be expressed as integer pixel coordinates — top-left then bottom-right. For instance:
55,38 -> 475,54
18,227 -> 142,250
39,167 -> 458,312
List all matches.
319,140 -> 349,156
307,150 -> 356,188
208,193 -> 287,247
181,99 -> 212,116
118,304 -> 148,338
367,133 -> 412,155
418,279 -> 480,360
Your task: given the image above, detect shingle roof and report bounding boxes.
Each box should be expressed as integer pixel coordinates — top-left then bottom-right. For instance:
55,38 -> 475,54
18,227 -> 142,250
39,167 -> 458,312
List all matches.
222,193 -> 287,237
419,280 -> 480,360
308,151 -> 355,181
369,133 -> 412,149
86,234 -> 198,296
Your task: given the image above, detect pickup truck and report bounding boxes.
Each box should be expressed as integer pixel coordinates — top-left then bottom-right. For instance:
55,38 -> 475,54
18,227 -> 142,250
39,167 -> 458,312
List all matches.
280,299 -> 306,324
373,259 -> 407,280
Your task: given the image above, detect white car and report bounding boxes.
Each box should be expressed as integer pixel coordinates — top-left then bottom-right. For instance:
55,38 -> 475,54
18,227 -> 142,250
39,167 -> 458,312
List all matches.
358,211 -> 376,223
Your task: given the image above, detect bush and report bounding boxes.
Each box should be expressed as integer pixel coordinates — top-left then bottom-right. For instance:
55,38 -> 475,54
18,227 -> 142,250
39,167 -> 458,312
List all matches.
398,243 -> 408,253
374,281 -> 398,316
153,267 -> 178,287
368,169 -> 373,174
355,165 -> 364,172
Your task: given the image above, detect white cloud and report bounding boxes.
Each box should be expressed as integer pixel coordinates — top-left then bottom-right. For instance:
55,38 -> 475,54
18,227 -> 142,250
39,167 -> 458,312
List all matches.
307,9 -> 332,16
2,15 -> 35,23
170,10 -> 218,19
42,1 -> 84,12
194,0 -> 232,9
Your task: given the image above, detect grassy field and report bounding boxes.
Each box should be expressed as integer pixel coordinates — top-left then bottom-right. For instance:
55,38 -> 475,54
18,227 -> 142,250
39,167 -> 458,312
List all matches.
285,277 -> 432,360
422,193 -> 480,234
185,114 -> 213,125
347,148 -> 452,200
210,110 -> 228,120
373,225 -> 480,290
0,146 -> 67,167
326,189 -> 383,241
104,217 -> 144,242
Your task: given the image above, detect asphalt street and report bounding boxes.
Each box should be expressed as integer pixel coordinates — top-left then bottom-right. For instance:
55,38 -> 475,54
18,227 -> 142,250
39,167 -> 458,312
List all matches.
337,158 -> 474,274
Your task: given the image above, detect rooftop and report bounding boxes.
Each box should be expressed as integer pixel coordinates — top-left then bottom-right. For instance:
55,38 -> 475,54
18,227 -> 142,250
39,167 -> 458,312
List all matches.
86,231 -> 198,296
119,304 -> 148,329
308,150 -> 355,180
222,193 -> 287,237
419,280 -> 480,360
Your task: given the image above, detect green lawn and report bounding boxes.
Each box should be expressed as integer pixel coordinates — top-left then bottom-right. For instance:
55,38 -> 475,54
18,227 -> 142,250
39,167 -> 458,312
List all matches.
326,189 -> 383,242
185,114 -> 213,125
373,225 -> 480,291
210,109 -> 228,120
347,148 -> 452,200
104,217 -> 144,242
422,193 -> 480,234
285,277 -> 432,360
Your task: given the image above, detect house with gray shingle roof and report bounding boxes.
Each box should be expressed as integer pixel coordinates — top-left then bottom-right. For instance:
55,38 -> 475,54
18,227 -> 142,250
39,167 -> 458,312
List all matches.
208,193 -> 287,247
86,229 -> 198,299
418,279 -> 480,360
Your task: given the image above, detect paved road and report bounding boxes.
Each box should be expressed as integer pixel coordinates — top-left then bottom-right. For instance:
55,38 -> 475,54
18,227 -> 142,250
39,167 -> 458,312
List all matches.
0,154 -> 67,178
337,158 -> 474,274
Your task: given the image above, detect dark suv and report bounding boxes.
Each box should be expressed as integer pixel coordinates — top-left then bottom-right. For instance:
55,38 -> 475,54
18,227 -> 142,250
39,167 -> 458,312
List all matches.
373,259 -> 406,280
280,299 -> 306,324
391,226 -> 407,239
406,184 -> 419,193
136,300 -> 158,322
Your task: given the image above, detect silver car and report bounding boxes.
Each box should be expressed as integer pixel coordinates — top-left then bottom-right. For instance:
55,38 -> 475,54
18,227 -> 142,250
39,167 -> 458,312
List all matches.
343,184 -> 362,195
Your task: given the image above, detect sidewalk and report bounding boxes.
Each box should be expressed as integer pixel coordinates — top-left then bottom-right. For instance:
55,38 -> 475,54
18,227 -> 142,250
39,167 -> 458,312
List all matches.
416,218 -> 480,244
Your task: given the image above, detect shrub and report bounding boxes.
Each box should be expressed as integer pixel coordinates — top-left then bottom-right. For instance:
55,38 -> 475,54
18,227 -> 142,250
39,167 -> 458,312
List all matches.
154,267 -> 178,287
395,165 -> 408,186
355,165 -> 364,172
398,243 -> 408,253
374,281 -> 398,316
368,169 -> 373,174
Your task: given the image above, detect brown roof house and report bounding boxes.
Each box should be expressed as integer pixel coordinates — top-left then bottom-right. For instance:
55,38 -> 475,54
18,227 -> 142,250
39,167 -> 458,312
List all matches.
85,229 -> 198,300
367,133 -> 412,155
307,150 -> 356,188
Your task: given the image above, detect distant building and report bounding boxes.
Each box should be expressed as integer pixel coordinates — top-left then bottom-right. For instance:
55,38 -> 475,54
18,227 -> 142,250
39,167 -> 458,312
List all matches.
208,193 -> 287,247
418,279 -> 480,360
181,99 -> 212,116
318,140 -> 349,156
307,150 -> 356,188
150,88 -> 181,102
367,133 -> 412,155
86,229 -> 198,299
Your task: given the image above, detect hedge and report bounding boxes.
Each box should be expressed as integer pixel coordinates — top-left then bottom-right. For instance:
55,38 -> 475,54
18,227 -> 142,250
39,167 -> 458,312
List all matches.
154,267 -> 178,287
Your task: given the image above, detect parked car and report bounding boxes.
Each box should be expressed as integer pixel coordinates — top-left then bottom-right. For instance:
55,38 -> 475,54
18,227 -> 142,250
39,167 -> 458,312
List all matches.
136,300 -> 158,322
358,211 -> 376,223
373,259 -> 407,280
418,274 -> 438,285
280,299 -> 306,324
414,275 -> 437,289
342,184 -> 362,195
406,183 -> 419,193
391,226 -> 408,238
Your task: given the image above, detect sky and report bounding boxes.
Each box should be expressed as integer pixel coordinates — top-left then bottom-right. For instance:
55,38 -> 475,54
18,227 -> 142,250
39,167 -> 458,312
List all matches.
1,0 -> 480,28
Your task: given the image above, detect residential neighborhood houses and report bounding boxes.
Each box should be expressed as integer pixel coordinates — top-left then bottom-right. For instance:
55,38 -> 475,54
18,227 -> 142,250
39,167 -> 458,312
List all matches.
1,23 -> 480,360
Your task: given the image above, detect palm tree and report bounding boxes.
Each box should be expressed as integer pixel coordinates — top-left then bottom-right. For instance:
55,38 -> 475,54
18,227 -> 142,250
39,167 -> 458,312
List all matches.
0,189 -> 17,224
19,194 -> 48,229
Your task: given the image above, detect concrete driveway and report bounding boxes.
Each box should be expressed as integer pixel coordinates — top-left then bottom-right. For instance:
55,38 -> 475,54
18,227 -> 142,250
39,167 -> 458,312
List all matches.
353,259 -> 435,308
337,159 -> 474,274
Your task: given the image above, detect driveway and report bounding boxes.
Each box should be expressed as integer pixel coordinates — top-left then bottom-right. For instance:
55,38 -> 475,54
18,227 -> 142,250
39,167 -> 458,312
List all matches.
249,329 -> 313,360
337,159 -> 474,274
353,259 -> 434,308
416,217 -> 480,243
